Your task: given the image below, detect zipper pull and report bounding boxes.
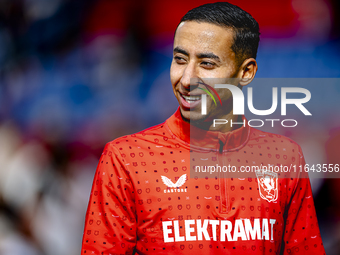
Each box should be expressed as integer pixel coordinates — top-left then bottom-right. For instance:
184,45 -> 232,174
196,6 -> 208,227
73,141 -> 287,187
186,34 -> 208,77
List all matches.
219,140 -> 224,154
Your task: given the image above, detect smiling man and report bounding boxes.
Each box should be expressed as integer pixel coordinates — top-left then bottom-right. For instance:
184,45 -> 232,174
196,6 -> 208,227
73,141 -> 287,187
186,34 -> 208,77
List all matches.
171,20 -> 256,129
81,2 -> 325,254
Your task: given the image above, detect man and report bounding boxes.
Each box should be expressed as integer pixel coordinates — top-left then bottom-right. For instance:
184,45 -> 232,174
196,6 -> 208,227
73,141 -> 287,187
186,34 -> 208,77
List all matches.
81,2 -> 325,254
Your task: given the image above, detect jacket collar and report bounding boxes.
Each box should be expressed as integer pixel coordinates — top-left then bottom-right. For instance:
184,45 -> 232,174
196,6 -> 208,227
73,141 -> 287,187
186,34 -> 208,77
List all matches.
165,108 -> 250,151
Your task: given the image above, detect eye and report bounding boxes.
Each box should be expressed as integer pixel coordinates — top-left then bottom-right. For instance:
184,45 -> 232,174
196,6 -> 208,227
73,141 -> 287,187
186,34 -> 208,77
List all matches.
201,61 -> 215,69
174,56 -> 187,64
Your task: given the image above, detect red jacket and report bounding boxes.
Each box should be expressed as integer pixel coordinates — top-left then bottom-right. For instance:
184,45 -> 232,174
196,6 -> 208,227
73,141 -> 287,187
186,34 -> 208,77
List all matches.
81,109 -> 325,254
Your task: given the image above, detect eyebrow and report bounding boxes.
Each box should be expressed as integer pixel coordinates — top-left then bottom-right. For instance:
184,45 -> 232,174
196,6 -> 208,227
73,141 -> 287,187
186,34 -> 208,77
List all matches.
173,47 -> 221,62
197,52 -> 221,62
173,47 -> 188,56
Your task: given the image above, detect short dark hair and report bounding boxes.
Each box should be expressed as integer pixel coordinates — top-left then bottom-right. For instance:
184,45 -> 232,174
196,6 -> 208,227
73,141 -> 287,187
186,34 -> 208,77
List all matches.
178,2 -> 260,65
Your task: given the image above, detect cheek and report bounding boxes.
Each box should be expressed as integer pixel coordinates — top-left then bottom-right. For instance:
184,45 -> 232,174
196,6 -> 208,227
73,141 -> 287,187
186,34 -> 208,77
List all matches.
217,88 -> 233,102
170,63 -> 181,87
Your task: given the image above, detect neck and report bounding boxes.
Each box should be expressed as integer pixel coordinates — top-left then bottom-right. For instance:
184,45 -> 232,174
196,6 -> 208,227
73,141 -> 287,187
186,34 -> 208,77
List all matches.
182,110 -> 244,133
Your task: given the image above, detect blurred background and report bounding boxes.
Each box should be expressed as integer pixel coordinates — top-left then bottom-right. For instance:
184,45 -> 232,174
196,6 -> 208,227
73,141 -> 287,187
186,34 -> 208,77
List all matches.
0,0 -> 339,254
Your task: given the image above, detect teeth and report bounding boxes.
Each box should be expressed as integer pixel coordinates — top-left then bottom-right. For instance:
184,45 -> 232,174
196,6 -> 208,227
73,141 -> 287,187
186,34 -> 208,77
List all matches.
182,95 -> 201,102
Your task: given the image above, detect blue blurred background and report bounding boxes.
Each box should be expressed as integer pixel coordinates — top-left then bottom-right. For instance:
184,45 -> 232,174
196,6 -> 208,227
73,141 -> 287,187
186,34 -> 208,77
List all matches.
0,0 -> 339,254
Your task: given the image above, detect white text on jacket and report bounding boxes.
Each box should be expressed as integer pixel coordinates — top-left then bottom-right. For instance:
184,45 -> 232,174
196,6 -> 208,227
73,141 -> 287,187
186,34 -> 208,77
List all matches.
162,218 -> 276,243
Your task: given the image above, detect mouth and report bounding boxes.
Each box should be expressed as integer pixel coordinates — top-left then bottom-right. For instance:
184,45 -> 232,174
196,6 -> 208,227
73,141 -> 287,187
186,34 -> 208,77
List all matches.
180,93 -> 202,109
182,94 -> 201,102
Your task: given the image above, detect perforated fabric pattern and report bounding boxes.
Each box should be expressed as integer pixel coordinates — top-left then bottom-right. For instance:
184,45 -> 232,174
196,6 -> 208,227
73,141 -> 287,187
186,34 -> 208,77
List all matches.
81,109 -> 325,255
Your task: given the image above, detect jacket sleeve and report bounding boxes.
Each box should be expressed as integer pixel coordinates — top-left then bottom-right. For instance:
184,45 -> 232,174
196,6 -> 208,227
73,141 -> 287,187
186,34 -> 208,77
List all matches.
282,150 -> 325,255
81,142 -> 137,255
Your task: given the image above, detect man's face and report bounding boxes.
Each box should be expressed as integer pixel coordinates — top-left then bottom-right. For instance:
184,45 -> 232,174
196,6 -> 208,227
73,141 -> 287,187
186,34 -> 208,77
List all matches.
170,21 -> 242,122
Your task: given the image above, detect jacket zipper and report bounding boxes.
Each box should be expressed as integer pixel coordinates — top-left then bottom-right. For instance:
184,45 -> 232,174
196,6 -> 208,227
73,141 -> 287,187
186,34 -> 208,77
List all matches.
218,140 -> 229,214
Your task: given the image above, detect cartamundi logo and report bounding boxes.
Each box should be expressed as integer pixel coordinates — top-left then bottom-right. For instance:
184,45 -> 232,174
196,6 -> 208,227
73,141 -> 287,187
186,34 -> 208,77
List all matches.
161,174 -> 187,193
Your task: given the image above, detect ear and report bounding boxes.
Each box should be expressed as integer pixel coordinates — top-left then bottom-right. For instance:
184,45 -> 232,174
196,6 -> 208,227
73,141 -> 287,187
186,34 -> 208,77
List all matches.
238,58 -> 258,86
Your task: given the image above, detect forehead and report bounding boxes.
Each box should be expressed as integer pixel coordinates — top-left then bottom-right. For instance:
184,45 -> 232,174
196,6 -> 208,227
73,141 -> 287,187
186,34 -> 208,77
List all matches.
174,21 -> 235,57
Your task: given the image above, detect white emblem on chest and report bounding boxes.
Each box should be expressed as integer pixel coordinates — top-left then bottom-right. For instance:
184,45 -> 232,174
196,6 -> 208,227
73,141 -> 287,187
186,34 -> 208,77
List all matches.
255,170 -> 278,202
161,174 -> 187,193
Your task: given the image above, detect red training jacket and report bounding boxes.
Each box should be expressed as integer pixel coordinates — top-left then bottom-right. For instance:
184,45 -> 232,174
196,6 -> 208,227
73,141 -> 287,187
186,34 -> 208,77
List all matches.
81,109 -> 325,255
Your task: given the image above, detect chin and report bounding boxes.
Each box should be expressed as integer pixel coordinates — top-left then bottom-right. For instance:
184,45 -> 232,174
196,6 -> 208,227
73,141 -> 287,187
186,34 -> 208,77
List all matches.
179,108 -> 208,123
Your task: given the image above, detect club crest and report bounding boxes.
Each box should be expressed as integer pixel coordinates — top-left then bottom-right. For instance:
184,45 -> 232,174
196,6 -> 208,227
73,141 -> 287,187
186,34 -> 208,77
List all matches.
255,169 -> 278,202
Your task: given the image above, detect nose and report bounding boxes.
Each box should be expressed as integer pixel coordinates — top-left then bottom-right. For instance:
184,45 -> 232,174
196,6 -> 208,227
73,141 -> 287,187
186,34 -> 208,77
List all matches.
180,62 -> 198,91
